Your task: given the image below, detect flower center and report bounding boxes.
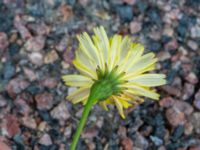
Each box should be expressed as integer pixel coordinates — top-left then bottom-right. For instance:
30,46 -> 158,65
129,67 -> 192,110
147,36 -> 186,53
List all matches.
90,65 -> 125,102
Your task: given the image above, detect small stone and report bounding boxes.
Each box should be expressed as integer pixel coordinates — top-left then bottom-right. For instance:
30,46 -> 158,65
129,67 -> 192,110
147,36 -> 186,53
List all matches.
187,40 -> 198,51
59,4 -> 73,22
50,101 -> 70,125
189,145 -> 200,150
118,126 -> 127,138
123,0 -> 136,5
82,127 -> 98,139
157,51 -> 171,61
185,72 -> 198,84
174,100 -> 193,116
132,132 -> 149,149
150,136 -> 163,146
39,134 -> 52,146
130,21 -> 142,34
44,50 -> 59,64
190,113 -> 200,134
3,61 -> 15,80
184,122 -> 193,135
120,137 -> 134,150
41,77 -> 58,88
161,85 -> 181,97
28,52 -> 43,66
0,32 -> 8,51
78,0 -> 89,6
159,97 -> 175,108
35,92 -> 54,110
165,107 -> 186,127
194,90 -> 200,110
14,15 -> 32,40
23,67 -> 38,81
6,78 -> 29,98
0,95 -> 7,107
5,115 -> 20,137
0,141 -> 11,150
25,36 -> 45,52
116,5 -> 133,22
163,26 -> 174,37
38,122 -> 47,131
14,98 -> 31,116
22,117 -> 37,129
190,25 -> 200,38
64,125 -> 72,139
158,146 -> 167,150
182,83 -> 195,100
164,39 -> 178,51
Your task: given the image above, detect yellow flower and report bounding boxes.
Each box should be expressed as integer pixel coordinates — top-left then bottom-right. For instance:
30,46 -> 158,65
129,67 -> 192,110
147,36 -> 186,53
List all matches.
62,26 -> 166,119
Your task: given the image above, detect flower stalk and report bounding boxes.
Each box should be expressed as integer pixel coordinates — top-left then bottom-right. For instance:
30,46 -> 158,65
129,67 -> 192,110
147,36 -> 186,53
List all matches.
70,79 -> 116,150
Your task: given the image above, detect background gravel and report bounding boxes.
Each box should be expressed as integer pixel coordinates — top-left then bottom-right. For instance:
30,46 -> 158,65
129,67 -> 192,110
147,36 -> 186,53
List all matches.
0,0 -> 200,150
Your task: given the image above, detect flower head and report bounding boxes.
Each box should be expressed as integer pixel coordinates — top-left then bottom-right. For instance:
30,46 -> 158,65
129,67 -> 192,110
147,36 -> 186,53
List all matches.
62,26 -> 166,118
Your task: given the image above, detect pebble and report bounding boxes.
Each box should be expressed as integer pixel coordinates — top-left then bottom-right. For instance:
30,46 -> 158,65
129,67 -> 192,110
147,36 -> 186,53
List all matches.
120,137 -> 134,150
132,132 -> 149,149
165,107 -> 186,127
194,89 -> 200,110
25,36 -> 45,52
0,95 -> 7,107
35,92 -> 54,110
189,145 -> 200,150
82,127 -> 98,139
185,72 -> 198,84
0,141 -> 11,150
0,32 -> 8,51
116,4 -> 133,22
50,102 -> 70,125
23,67 -> 38,81
14,15 -> 32,40
190,25 -> 200,38
161,85 -> 181,97
14,98 -> 31,116
41,77 -> 58,89
150,136 -> 163,146
174,100 -> 193,116
59,4 -> 73,22
182,83 -> 195,100
123,0 -> 136,5
6,78 -> 29,98
64,125 -> 72,139
44,50 -> 59,64
22,117 -> 37,129
184,122 -> 193,135
187,40 -> 198,51
117,126 -> 127,138
28,52 -> 44,66
39,133 -> 52,146
3,61 -> 15,80
190,112 -> 200,134
159,97 -> 175,108
130,21 -> 142,34
5,115 -> 20,137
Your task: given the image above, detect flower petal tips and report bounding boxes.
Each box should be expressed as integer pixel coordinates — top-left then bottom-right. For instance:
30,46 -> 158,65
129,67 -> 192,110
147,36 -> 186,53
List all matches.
62,26 -> 166,118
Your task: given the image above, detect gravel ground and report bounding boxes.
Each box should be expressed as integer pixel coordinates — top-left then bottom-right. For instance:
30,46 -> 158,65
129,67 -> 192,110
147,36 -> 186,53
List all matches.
0,0 -> 200,150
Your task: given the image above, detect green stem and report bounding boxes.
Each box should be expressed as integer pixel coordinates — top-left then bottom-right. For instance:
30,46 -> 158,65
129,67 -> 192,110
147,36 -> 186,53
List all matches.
70,95 -> 95,150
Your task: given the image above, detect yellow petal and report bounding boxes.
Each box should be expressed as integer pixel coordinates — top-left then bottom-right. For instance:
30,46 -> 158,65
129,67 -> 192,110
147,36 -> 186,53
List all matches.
73,60 -> 97,79
108,35 -> 122,71
118,43 -> 144,73
67,88 -> 90,104
77,32 -> 102,68
93,26 -> 110,64
62,75 -> 93,87
113,96 -> 125,119
123,85 -> 160,100
127,52 -> 157,73
128,74 -> 166,87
